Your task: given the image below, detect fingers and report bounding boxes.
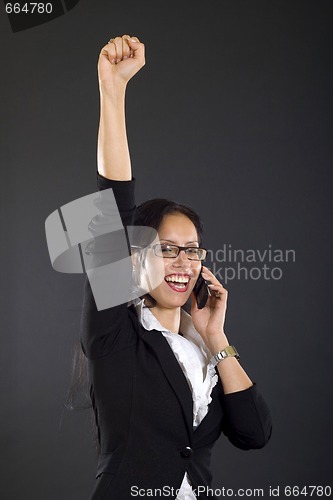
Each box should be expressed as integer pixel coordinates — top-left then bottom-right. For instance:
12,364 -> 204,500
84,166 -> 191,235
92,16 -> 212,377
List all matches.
127,36 -> 145,61
112,36 -> 129,63
201,266 -> 227,300
100,42 -> 115,64
122,35 -> 131,59
112,37 -> 122,63
105,36 -> 123,64
124,35 -> 136,58
100,35 -> 143,64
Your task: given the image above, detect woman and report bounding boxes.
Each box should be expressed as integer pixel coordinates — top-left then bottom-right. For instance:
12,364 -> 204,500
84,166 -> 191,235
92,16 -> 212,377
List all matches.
81,34 -> 272,500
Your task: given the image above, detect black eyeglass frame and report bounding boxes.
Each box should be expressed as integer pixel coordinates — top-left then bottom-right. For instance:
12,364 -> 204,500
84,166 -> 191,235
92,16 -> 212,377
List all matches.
131,243 -> 207,261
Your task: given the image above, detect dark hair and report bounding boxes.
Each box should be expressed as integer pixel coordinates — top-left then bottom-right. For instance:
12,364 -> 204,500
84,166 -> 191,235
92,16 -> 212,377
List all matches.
134,198 -> 203,243
67,198 -> 203,452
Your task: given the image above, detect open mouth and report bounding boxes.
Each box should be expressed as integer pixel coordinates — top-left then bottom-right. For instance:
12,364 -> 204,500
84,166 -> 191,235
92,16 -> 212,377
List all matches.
164,274 -> 190,293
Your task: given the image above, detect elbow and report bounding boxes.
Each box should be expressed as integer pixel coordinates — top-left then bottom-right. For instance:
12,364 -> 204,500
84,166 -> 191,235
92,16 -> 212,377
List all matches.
244,424 -> 272,450
221,383 -> 273,451
256,421 -> 273,449
226,420 -> 273,451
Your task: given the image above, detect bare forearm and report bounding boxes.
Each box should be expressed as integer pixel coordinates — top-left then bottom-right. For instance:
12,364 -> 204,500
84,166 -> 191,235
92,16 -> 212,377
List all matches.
96,35 -> 145,180
217,356 -> 253,394
207,335 -> 253,395
97,83 -> 131,181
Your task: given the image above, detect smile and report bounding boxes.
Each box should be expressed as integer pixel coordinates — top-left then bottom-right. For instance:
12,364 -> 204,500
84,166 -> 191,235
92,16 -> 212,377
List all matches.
164,274 -> 190,293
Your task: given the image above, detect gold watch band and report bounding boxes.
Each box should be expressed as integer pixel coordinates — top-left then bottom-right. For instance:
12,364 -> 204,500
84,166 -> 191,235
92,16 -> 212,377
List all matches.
211,345 -> 240,367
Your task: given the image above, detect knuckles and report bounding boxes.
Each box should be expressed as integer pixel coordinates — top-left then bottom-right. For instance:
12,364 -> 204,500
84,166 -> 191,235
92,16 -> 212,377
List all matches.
98,34 -> 145,79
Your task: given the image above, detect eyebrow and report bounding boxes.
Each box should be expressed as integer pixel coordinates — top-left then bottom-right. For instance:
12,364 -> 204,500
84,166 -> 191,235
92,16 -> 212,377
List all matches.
159,239 -> 199,245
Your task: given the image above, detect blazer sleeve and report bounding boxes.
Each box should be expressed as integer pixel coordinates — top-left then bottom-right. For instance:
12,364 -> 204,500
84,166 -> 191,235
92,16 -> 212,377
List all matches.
221,383 -> 272,450
80,173 -> 138,360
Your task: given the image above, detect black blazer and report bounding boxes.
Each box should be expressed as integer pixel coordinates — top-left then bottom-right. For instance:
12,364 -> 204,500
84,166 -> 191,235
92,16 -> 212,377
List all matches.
80,175 -> 272,500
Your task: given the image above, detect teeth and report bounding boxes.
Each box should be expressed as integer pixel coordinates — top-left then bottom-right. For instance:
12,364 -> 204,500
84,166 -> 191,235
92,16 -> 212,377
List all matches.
165,275 -> 189,283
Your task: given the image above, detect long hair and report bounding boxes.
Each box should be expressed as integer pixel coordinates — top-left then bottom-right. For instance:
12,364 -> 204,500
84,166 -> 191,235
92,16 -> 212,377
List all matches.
66,198 -> 203,452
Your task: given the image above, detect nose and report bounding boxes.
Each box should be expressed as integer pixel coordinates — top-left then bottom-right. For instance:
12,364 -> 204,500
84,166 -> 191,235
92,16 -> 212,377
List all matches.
173,249 -> 191,266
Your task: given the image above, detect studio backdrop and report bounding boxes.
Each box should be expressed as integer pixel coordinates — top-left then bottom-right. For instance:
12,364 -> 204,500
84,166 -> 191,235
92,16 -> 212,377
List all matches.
1,0 -> 332,499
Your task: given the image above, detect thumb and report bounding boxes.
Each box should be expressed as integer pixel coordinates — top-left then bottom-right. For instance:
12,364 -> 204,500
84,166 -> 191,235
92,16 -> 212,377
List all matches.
127,37 -> 140,45
127,37 -> 144,55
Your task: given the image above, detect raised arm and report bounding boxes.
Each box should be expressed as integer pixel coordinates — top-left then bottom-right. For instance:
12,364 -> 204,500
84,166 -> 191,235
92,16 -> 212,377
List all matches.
81,36 -> 145,359
97,35 -> 145,180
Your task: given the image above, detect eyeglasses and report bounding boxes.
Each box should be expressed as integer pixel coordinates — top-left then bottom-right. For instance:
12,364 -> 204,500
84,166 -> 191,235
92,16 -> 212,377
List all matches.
151,243 -> 207,261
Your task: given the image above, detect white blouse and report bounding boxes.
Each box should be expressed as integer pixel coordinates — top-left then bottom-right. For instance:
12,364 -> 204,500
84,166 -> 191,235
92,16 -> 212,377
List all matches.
135,301 -> 218,500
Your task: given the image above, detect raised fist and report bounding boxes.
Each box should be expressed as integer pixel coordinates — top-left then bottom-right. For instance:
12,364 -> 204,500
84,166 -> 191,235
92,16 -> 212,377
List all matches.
98,34 -> 145,87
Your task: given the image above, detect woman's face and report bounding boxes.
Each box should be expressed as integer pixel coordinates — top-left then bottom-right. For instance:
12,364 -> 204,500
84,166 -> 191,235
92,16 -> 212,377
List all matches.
144,213 -> 202,309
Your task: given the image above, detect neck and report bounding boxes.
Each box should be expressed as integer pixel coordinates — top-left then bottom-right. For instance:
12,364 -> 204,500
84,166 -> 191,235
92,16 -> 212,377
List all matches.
148,302 -> 181,334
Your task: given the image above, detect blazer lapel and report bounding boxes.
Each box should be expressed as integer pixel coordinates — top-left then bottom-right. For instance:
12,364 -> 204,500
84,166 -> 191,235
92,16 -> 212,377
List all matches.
139,326 -> 193,442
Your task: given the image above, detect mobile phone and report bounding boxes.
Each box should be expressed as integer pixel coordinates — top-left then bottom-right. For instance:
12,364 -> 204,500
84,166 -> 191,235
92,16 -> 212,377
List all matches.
193,274 -> 211,309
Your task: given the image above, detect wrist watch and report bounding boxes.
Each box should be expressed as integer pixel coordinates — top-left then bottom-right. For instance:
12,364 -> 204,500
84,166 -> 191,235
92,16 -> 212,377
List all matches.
211,345 -> 240,367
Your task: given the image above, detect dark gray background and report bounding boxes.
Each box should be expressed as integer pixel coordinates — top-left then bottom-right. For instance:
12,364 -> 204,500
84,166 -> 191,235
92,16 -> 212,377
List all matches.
1,0 -> 332,498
